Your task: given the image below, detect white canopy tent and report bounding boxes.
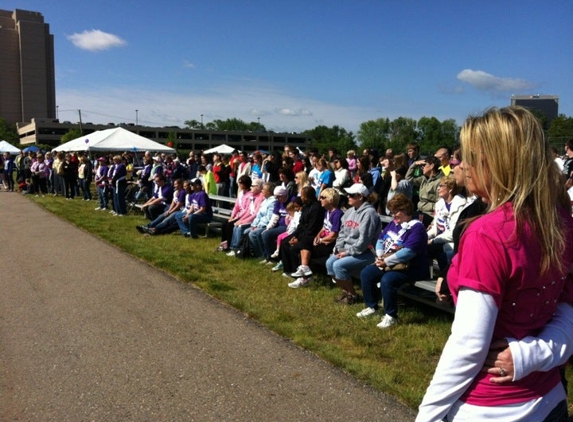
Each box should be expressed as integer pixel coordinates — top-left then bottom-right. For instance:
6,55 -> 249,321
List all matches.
203,144 -> 238,155
0,140 -> 21,154
53,127 -> 176,154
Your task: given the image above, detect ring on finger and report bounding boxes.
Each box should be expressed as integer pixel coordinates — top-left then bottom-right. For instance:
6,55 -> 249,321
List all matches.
499,367 -> 507,377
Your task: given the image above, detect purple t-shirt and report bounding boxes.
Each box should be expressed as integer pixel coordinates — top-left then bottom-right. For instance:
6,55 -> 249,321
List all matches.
273,199 -> 290,226
321,208 -> 343,238
190,191 -> 212,217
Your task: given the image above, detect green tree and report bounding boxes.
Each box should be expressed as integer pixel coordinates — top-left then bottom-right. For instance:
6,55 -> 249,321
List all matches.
387,117 -> 418,153
548,114 -> 573,144
356,118 -> 390,150
184,119 -> 200,129
303,125 -> 357,156
440,119 -> 459,146
0,118 -> 18,144
61,128 -> 82,144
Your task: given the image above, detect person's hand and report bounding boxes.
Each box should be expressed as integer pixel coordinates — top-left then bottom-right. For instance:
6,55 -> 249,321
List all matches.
374,257 -> 385,268
183,214 -> 189,222
289,237 -> 298,245
335,251 -> 347,259
435,277 -> 450,303
482,339 -> 514,383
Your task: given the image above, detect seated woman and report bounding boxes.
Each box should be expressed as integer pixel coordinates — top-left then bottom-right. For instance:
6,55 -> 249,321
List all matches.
426,174 -> 466,271
278,167 -> 297,199
174,178 -> 213,238
218,175 -> 254,251
279,186 -> 324,278
228,182 -> 276,257
287,188 -> 343,288
358,193 -> 429,328
325,183 -> 382,304
256,186 -> 291,264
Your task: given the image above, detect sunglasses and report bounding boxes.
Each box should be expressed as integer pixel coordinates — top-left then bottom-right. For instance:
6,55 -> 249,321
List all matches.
319,196 -> 327,200
348,193 -> 363,199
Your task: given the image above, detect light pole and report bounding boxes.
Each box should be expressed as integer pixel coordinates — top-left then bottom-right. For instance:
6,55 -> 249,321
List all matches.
56,105 -> 59,120
200,114 -> 204,128
136,109 -> 139,126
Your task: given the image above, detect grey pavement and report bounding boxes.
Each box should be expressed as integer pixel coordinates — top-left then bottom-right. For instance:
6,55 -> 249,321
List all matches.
0,192 -> 415,421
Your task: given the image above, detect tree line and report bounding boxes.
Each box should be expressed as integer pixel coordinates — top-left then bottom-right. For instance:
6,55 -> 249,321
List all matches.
1,111 -> 572,156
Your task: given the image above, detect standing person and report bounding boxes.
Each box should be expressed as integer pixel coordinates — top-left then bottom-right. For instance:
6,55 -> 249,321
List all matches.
2,152 -> 15,191
228,150 -> 241,197
212,153 -> 227,196
52,152 -> 65,197
78,155 -> 93,201
63,153 -> 78,199
236,151 -> 252,182
325,184 -> 382,304
94,157 -> 109,211
30,153 -> 48,196
417,106 -> 573,421
111,155 -> 127,216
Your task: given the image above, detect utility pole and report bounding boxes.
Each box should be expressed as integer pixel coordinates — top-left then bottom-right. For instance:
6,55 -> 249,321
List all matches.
78,109 -> 83,135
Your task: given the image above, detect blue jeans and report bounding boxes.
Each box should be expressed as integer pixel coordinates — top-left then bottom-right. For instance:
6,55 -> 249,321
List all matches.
113,181 -> 127,215
231,224 -> 250,250
97,185 -> 107,209
361,265 -> 409,318
148,211 -> 177,232
325,249 -> 375,281
79,178 -> 92,200
175,211 -> 212,237
260,226 -> 286,260
248,227 -> 265,257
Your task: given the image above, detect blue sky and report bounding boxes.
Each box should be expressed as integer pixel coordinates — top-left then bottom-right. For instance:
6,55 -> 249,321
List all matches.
4,0 -> 572,134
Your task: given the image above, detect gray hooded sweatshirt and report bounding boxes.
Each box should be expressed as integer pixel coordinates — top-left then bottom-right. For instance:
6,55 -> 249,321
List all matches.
335,202 -> 382,256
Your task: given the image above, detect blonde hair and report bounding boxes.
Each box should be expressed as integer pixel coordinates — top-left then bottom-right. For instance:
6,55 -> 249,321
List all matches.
461,106 -> 569,274
319,187 -> 340,207
295,171 -> 309,190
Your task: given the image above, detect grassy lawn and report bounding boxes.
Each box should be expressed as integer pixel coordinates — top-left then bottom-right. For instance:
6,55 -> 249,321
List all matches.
29,195 -> 573,413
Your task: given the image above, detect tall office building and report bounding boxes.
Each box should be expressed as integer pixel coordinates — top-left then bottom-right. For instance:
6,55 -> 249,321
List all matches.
510,95 -> 559,126
0,9 -> 56,124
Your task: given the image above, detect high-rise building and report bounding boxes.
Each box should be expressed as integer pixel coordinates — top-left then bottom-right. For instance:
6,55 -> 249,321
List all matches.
0,9 -> 56,125
510,95 -> 559,126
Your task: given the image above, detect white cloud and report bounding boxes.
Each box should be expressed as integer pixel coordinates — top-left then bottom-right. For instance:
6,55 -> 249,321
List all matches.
183,61 -> 195,69
457,69 -> 536,93
67,29 -> 127,52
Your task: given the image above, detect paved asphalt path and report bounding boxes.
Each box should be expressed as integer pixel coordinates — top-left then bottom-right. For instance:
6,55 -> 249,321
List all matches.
0,192 -> 416,421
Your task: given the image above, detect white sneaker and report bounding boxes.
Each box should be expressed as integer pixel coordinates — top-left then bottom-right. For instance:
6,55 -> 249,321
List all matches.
282,272 -> 293,278
288,277 -> 309,288
270,250 -> 279,259
291,265 -> 313,277
94,207 -> 102,211
271,262 -> 283,272
259,259 -> 270,265
226,250 -> 236,257
377,314 -> 397,329
356,307 -> 377,318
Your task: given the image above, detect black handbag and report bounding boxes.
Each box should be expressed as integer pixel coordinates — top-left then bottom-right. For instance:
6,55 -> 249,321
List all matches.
235,233 -> 252,259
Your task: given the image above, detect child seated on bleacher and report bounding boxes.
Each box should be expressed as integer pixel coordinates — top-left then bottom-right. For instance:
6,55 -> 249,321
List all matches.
271,198 -> 302,269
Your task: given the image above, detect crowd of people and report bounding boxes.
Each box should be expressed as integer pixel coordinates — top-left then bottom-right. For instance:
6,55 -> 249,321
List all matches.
2,107 -> 573,421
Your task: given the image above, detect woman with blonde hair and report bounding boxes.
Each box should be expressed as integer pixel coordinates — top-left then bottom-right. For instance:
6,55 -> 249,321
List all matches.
294,171 -> 309,195
417,106 -> 573,421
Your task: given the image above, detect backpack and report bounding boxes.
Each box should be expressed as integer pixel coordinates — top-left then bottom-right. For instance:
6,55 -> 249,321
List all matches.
234,233 -> 252,259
